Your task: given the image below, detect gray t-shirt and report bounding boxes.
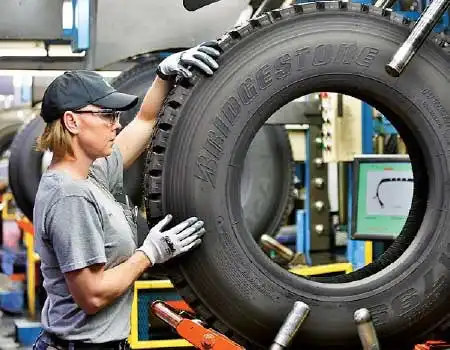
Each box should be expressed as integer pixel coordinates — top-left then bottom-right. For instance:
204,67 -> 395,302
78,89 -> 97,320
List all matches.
33,144 -> 138,343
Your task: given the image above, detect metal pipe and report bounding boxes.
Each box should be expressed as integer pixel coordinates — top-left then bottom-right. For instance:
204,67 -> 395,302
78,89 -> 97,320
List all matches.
374,0 -> 397,9
151,301 -> 183,329
270,345 -> 284,350
397,135 -> 407,154
270,301 -> 310,349
260,234 -> 294,262
375,134 -> 385,154
385,0 -> 450,77
85,0 -> 98,70
253,0 -> 285,17
354,308 -> 380,350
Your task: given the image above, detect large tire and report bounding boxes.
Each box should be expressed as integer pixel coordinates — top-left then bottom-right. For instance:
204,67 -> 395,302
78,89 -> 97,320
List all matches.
8,117 -> 45,220
144,3 -> 450,349
112,58 -> 294,240
0,117 -> 25,186
0,121 -> 24,158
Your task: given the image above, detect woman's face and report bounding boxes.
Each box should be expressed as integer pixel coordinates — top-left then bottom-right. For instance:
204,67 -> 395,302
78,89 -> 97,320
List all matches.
70,105 -> 121,159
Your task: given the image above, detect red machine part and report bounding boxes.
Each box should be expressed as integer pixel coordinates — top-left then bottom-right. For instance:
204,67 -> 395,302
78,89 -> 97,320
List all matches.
152,300 -> 245,350
414,340 -> 450,349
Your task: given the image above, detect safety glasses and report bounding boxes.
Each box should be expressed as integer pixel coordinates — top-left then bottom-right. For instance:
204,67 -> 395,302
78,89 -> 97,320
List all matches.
73,108 -> 121,125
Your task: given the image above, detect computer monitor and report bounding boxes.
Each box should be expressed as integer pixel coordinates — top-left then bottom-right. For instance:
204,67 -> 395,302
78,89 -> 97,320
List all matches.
351,154 -> 413,241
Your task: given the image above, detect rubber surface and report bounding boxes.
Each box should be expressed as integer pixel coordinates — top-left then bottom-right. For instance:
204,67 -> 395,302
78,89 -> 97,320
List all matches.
0,121 -> 24,159
112,58 -> 294,240
8,117 -> 45,220
143,2 -> 450,349
0,118 -> 25,189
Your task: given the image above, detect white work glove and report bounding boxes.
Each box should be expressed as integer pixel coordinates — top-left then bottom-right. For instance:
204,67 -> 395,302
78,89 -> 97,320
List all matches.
156,41 -> 221,81
137,214 -> 205,265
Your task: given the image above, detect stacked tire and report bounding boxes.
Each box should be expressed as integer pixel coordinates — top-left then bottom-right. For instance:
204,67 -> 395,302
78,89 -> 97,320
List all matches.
0,109 -> 35,188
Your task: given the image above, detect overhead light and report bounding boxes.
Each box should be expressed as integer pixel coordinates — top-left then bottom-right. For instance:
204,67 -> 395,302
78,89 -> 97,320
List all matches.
0,48 -> 47,57
0,41 -> 47,57
48,45 -> 85,57
0,41 -> 86,58
63,0 -> 73,30
0,70 -> 122,78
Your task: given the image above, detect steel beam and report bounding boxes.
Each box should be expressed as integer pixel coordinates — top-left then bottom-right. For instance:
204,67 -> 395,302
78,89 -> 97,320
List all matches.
266,100 -> 322,125
0,0 -> 63,40
0,57 -> 134,72
93,0 -> 248,69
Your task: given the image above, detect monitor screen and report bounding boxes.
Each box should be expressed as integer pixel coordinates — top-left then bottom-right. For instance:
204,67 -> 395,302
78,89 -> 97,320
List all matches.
351,155 -> 413,241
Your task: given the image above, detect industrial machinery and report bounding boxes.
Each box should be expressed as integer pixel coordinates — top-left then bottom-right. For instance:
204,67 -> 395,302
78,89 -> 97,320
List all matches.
1,0 -> 450,348
151,300 -> 407,350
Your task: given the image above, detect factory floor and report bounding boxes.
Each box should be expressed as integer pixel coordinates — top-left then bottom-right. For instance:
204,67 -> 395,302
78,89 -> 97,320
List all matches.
0,311 -> 33,350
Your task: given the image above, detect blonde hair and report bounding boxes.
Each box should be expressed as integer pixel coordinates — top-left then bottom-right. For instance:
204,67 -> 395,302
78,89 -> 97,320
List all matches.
35,118 -> 74,158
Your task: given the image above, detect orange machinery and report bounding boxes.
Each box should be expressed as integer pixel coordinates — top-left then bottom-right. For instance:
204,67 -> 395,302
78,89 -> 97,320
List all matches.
151,299 -> 310,350
414,341 -> 450,350
152,295 -> 450,350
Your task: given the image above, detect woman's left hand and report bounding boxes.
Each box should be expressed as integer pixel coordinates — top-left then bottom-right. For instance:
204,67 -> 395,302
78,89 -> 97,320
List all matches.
156,41 -> 222,80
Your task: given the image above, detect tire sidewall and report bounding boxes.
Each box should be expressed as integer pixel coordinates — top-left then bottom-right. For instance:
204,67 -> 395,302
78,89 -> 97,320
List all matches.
163,13 -> 450,346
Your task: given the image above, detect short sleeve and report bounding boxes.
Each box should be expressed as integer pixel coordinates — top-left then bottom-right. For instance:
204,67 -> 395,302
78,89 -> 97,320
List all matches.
46,196 -> 107,273
90,143 -> 124,196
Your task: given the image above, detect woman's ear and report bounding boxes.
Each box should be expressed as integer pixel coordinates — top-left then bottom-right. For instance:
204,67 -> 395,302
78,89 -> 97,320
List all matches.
62,111 -> 79,134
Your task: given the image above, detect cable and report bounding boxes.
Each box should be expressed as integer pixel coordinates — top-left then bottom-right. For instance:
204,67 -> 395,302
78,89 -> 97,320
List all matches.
373,177 -> 413,208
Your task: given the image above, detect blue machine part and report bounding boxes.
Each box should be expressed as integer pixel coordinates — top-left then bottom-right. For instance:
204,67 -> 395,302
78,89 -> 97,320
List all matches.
295,130 -> 312,265
159,52 -> 173,59
0,288 -> 24,314
295,0 -> 449,33
69,0 -> 90,52
137,289 -> 181,341
14,320 -> 42,346
346,163 -> 369,270
398,10 -> 449,32
373,114 -> 398,135
296,210 -> 312,265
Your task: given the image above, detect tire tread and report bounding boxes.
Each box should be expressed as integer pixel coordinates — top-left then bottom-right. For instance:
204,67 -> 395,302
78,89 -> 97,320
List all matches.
143,1 -> 450,345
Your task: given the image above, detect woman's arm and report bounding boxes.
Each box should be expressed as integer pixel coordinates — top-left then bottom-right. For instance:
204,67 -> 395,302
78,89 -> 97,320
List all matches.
64,214 -> 205,315
64,251 -> 150,315
114,42 -> 221,169
114,77 -> 170,169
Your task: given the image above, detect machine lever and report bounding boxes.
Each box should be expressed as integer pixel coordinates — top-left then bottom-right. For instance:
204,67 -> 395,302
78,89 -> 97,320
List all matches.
270,301 -> 310,350
385,0 -> 449,77
260,234 -> 306,267
354,308 -> 380,350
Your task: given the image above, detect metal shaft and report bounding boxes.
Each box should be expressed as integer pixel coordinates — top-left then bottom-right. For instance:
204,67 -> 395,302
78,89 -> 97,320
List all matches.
374,134 -> 385,154
354,308 -> 380,350
253,0 -> 286,17
151,301 -> 183,329
260,234 -> 295,262
270,301 -> 310,349
385,0 -> 450,77
397,135 -> 407,154
374,0 -> 397,9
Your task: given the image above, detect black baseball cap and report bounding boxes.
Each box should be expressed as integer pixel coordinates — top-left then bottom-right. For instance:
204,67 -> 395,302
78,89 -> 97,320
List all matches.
40,70 -> 139,123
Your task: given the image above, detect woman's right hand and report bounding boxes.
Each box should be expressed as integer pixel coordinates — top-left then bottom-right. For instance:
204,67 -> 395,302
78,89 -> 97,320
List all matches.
137,214 -> 205,265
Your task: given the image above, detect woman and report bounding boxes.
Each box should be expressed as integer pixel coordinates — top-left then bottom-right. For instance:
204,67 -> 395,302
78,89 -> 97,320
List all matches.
32,42 -> 221,350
